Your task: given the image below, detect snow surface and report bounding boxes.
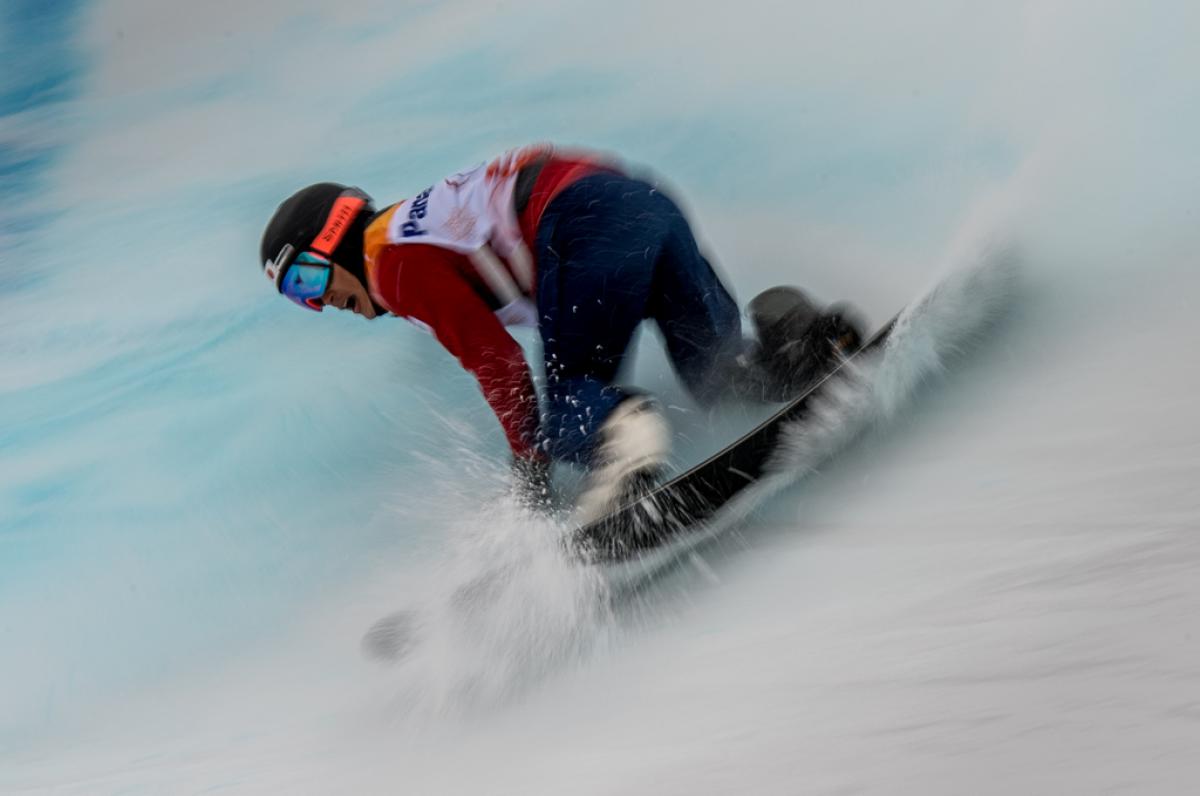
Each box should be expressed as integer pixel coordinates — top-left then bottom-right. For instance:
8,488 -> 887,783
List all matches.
2,1 -> 1199,793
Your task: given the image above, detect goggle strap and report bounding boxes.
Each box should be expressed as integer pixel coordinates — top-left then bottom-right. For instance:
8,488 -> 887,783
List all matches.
265,243 -> 296,289
309,193 -> 367,258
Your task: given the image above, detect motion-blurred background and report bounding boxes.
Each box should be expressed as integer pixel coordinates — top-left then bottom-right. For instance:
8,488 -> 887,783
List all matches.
2,2 -> 1198,793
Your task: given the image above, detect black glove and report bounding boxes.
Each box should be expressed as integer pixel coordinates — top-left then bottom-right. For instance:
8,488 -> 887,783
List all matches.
511,455 -> 553,510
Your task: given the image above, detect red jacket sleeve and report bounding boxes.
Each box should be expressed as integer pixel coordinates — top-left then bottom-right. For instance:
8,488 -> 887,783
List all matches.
374,246 -> 543,459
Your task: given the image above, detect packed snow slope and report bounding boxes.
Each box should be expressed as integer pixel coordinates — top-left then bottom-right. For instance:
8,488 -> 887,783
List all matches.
2,1 -> 1198,793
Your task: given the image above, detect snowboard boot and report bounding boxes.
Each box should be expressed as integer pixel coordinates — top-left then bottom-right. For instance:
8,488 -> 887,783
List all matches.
746,287 -> 866,401
573,395 -> 670,526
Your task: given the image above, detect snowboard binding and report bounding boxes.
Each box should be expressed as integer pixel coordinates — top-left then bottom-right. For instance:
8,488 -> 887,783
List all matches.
746,286 -> 865,402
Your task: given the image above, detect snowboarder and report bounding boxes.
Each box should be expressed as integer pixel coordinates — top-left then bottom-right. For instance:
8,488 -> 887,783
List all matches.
259,144 -> 861,520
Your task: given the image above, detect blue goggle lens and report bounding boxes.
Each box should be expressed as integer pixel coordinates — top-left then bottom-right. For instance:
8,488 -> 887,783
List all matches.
280,253 -> 332,311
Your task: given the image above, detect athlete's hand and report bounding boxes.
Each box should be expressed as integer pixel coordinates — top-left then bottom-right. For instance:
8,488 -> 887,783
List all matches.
511,454 -> 553,511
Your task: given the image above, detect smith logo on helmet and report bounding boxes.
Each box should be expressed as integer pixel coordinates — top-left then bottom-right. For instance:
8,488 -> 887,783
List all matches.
315,201 -> 360,253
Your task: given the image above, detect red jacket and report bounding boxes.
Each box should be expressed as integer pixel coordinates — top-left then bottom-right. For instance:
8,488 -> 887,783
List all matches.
363,148 -> 615,458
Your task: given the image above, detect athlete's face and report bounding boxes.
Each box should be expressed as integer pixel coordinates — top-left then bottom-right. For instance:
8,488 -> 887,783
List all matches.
319,263 -> 378,319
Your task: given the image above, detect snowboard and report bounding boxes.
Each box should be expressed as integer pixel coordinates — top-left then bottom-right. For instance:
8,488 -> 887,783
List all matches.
363,315 -> 898,663
363,237 -> 1016,664
571,315 -> 898,563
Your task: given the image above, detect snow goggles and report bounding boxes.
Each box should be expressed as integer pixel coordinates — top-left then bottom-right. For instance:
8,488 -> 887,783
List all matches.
277,250 -> 333,311
263,188 -> 370,312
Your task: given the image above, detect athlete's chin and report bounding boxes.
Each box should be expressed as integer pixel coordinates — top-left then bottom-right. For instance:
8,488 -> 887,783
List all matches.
333,295 -> 375,319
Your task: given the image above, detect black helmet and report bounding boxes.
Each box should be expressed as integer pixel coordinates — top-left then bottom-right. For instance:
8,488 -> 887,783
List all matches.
260,182 -> 374,289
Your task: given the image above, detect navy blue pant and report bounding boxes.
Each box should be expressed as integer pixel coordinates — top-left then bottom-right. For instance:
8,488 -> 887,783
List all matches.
534,174 -> 742,464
